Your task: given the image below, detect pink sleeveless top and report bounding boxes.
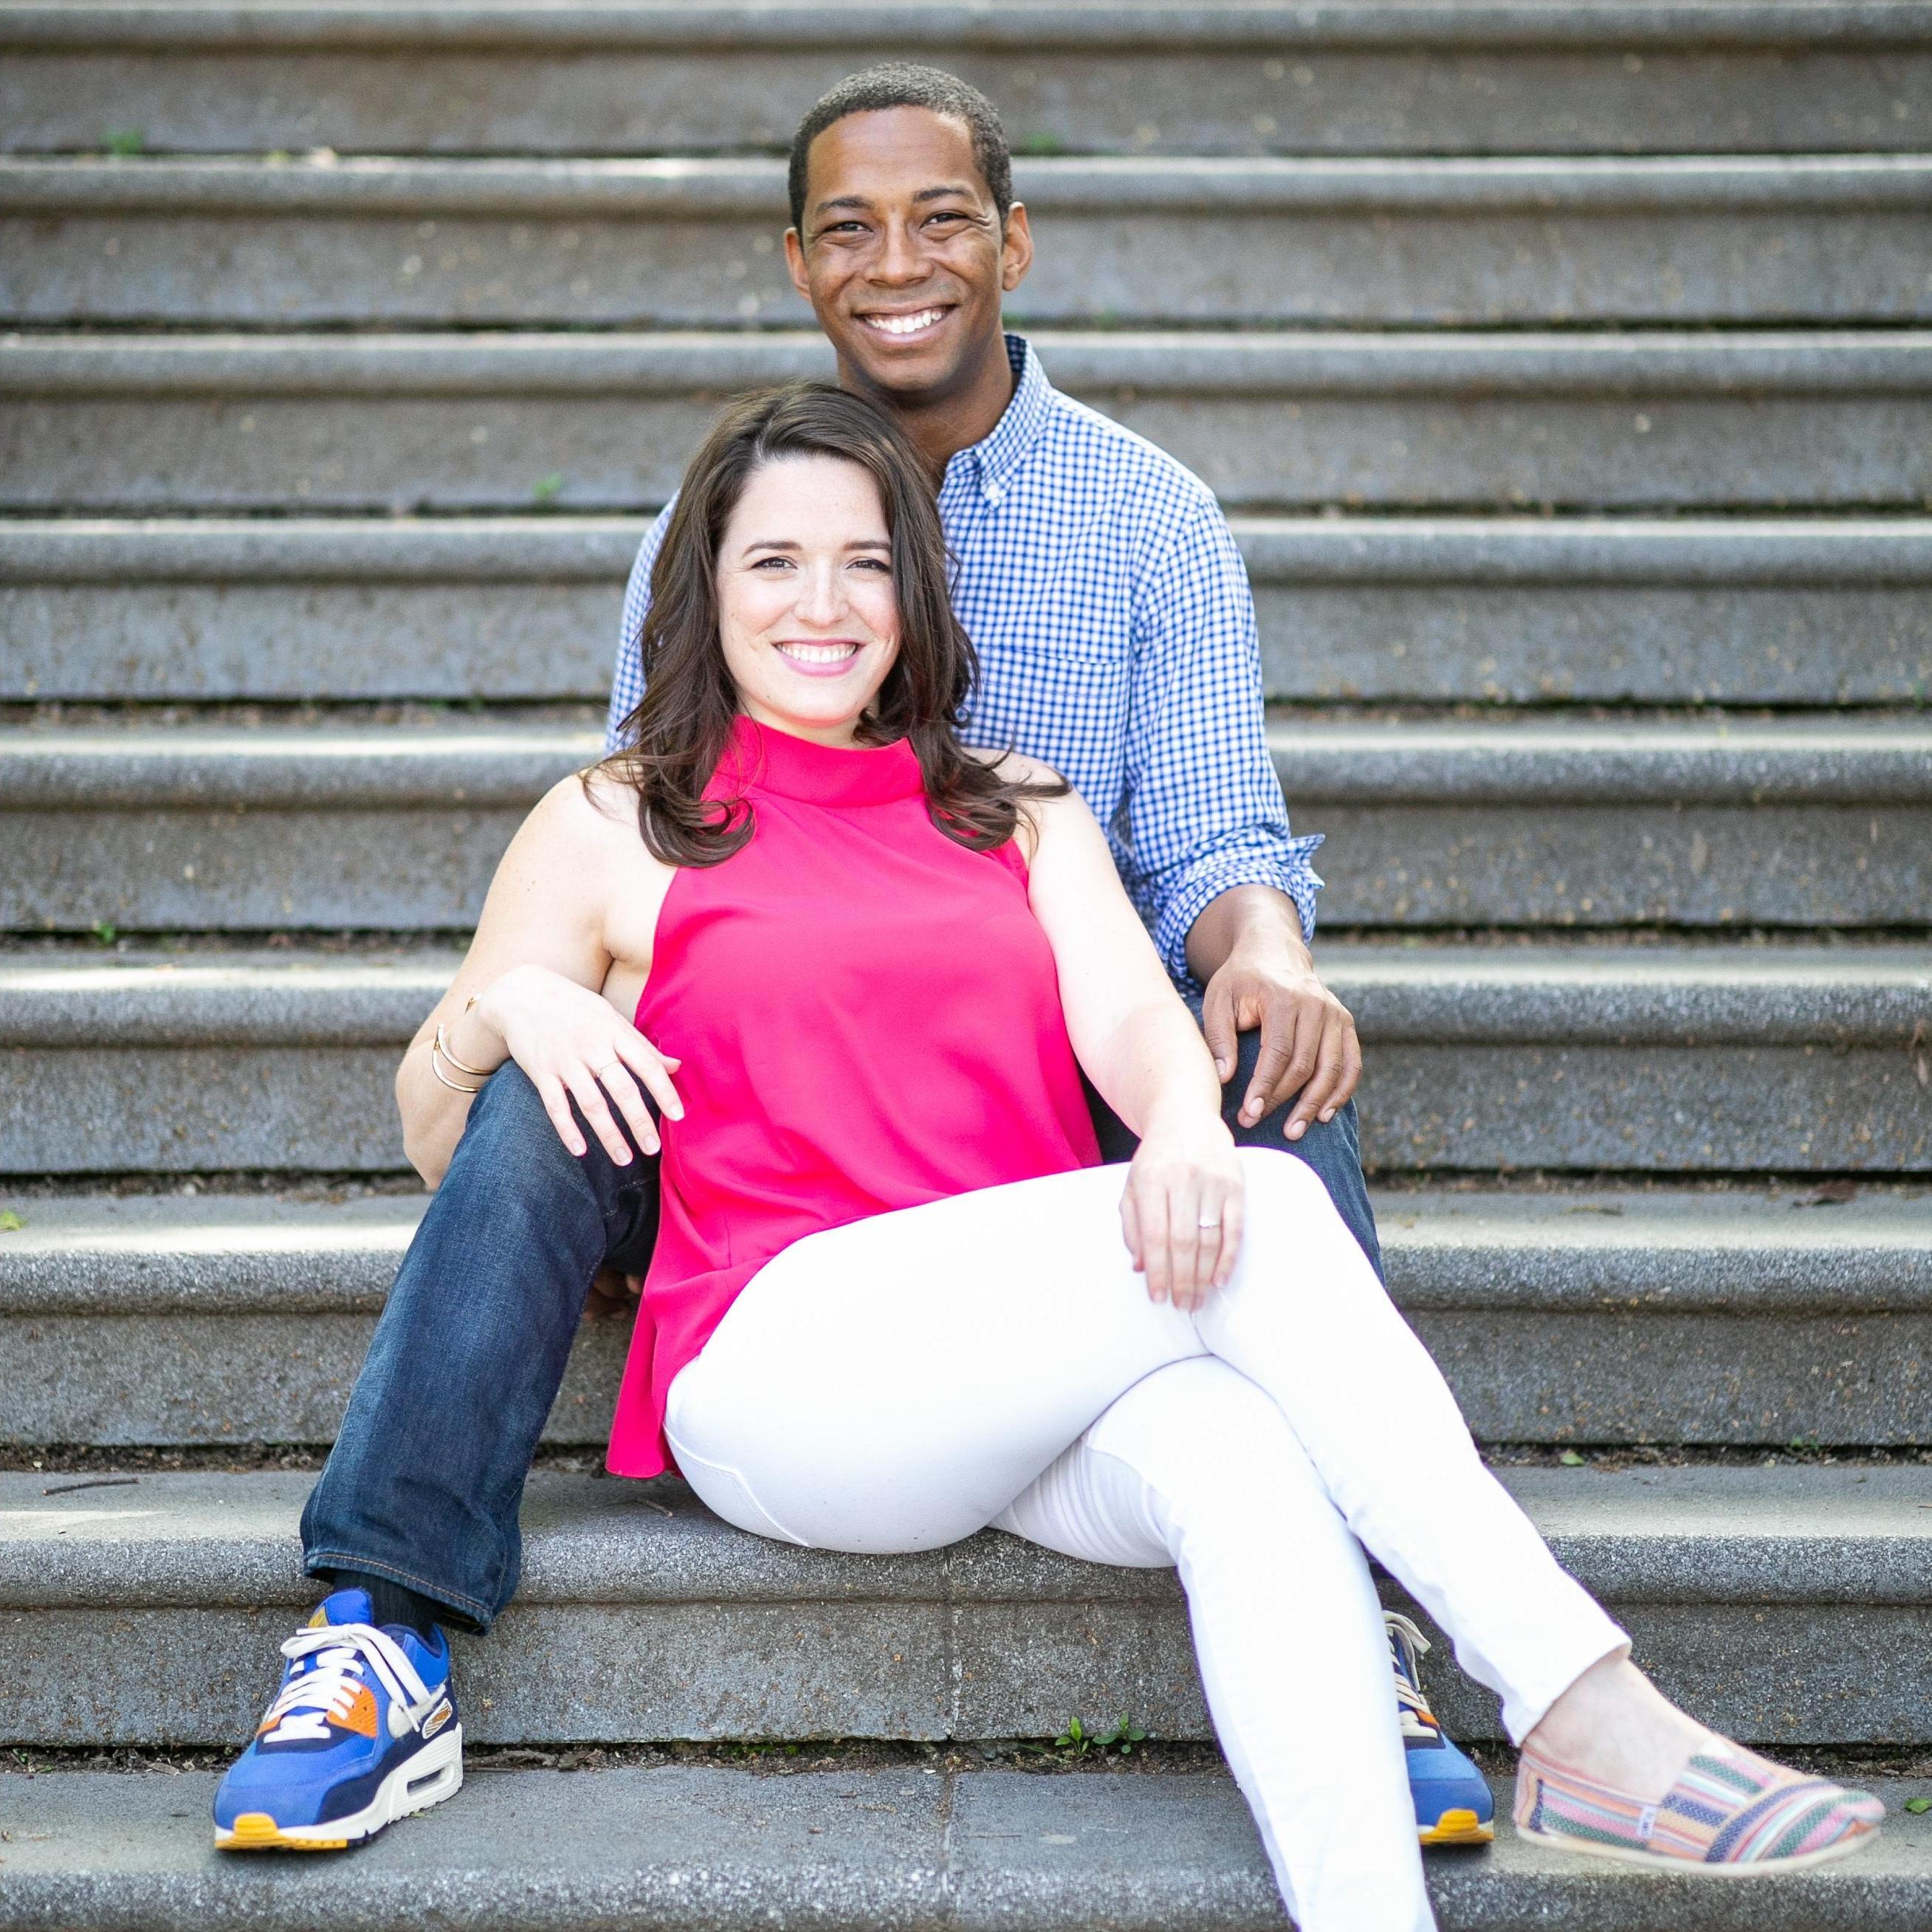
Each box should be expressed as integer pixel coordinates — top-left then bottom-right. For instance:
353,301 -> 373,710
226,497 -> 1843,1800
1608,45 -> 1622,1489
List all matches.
606,715 -> 1101,1476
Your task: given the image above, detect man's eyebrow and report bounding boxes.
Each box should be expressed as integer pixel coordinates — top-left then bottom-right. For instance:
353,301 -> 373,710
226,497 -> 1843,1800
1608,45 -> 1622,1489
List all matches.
811,183 -> 980,219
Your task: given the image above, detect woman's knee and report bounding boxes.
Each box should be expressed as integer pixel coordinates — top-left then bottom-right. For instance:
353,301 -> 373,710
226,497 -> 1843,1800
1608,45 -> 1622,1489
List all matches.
1231,1146 -> 1361,1267
1087,1358 -> 1335,1530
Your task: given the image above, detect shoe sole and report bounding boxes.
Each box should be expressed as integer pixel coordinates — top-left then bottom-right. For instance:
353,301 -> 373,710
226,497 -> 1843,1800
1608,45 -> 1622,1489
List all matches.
216,1725 -> 464,1851
1420,1808 -> 1495,1846
1515,1818 -> 1880,1876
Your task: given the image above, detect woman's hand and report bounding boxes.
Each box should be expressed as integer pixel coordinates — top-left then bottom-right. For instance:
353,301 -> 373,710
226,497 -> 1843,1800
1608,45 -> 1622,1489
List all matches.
475,963 -> 684,1164
1119,1118 -> 1245,1313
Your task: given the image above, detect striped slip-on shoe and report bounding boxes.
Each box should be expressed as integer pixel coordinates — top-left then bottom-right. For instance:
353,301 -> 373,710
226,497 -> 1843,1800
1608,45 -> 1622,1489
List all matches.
1515,1739 -> 1883,1874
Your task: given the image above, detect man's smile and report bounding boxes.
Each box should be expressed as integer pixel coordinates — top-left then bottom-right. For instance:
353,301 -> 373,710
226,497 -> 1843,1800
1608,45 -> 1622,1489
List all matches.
855,303 -> 955,343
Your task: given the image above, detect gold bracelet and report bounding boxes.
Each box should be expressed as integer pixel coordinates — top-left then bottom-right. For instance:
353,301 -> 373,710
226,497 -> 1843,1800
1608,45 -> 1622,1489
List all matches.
430,1043 -> 481,1096
434,1020 -> 495,1082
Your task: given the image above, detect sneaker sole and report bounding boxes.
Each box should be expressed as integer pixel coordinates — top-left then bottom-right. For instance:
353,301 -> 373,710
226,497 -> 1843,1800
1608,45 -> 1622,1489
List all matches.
1420,1808 -> 1495,1846
216,1725 -> 464,1852
1514,1818 -> 1880,1876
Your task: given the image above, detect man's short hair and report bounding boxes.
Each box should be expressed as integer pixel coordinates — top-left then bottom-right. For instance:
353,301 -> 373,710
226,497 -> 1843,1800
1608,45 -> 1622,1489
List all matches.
788,63 -> 1013,237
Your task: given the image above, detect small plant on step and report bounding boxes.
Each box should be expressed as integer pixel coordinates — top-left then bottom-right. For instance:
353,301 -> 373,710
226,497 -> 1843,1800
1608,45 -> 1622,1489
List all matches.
1048,1716 -> 1148,1759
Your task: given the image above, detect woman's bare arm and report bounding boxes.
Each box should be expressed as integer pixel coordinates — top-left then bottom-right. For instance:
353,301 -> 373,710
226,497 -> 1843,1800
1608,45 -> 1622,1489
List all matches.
399,772 -> 681,1187
1017,777 -> 1221,1138
1005,763 -> 1245,1313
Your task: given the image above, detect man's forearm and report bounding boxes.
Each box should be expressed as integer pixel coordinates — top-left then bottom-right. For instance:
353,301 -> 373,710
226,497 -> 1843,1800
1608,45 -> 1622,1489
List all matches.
1183,883 -> 1312,985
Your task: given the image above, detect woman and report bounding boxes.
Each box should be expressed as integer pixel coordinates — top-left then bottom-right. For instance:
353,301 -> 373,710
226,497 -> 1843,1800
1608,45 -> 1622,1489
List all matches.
402,384 -> 1880,1931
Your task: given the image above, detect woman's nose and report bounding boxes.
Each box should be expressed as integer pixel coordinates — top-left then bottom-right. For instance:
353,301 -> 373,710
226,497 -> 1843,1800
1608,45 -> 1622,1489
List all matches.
792,563 -> 848,626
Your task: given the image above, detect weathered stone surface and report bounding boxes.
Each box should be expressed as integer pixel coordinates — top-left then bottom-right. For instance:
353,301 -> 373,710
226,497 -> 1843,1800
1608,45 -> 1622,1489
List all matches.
7,331 -> 1931,512
6,1188 -> 1931,1446
4,1 -> 1931,159
3,1466 -> 1929,1747
6,945 -> 1927,1174
1,1761 -> 1925,1932
9,516 -> 1931,707
11,155 -> 1932,326
8,715 -> 1928,932
1305,805 -> 1932,928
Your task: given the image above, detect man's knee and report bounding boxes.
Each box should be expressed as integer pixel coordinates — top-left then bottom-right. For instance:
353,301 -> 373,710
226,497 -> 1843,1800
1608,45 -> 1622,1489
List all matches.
460,1062 -> 568,1163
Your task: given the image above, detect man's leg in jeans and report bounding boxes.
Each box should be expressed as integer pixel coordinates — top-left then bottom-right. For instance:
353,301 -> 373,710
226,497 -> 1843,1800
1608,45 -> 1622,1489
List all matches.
1086,996 -> 1383,1280
300,1063 -> 660,1632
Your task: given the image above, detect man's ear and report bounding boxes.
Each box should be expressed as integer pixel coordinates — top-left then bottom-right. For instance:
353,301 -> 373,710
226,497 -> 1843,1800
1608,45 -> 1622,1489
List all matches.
784,226 -> 811,300
1000,203 -> 1034,295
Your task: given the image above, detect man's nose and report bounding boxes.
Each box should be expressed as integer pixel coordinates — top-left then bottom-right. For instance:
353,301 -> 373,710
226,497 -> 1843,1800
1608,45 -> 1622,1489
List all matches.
869,220 -> 930,288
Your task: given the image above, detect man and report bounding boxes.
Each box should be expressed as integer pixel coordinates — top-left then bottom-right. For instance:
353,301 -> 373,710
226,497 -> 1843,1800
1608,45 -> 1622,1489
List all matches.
211,64 -> 1491,1855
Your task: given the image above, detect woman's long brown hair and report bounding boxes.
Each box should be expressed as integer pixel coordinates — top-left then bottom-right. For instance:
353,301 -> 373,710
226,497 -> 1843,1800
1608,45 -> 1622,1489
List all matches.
600,381 -> 1065,865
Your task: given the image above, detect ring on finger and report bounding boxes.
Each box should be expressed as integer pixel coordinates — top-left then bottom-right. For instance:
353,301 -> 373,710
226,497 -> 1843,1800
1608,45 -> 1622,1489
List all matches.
595,1059 -> 622,1078
1197,1216 -> 1223,1229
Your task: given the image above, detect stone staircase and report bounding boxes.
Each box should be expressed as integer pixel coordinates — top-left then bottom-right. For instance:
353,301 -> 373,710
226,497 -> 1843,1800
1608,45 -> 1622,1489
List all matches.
3,1 -> 1931,1923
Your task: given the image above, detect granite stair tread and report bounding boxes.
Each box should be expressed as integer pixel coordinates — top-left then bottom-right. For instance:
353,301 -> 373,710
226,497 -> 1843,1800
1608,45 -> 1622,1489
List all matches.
10,514 -> 1928,709
6,1183 -> 1929,1318
4,1466 -> 1932,1748
2,1761 -> 1928,1932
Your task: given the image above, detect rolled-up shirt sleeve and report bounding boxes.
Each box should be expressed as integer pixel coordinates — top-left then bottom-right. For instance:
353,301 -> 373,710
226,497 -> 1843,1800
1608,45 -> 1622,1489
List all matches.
1120,492 -> 1324,979
605,501 -> 675,754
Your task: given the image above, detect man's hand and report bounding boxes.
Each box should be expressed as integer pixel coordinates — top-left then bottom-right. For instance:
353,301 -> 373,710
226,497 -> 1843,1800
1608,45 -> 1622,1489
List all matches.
1188,887 -> 1362,1143
586,1266 -> 645,1319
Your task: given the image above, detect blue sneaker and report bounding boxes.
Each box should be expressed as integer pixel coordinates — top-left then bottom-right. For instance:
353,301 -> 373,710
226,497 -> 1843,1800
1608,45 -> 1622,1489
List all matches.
213,1587 -> 463,1850
1387,1612 -> 1495,1846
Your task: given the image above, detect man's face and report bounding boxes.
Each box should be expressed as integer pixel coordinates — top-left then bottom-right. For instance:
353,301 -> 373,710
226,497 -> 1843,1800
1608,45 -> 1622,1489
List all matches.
786,106 -> 1033,405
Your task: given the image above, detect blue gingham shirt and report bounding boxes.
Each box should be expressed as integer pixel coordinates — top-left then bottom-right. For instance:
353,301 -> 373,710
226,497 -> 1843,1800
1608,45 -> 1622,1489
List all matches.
608,334 -> 1323,983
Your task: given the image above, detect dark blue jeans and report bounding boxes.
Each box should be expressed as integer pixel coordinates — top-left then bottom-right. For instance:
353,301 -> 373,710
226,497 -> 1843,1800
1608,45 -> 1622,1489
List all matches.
302,1025 -> 1381,1632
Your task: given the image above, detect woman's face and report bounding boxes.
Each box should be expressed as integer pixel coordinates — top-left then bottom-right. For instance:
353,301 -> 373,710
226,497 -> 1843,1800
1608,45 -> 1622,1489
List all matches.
716,453 -> 902,744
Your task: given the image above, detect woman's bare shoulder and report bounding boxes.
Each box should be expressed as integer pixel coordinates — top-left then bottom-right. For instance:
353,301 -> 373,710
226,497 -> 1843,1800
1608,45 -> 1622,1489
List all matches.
962,743 -> 1068,790
515,763 -> 671,887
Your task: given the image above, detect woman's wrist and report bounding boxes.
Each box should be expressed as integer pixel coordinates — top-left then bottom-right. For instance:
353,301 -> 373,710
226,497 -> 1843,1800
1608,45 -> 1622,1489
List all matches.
450,985 -> 512,1073
1138,1094 -> 1231,1147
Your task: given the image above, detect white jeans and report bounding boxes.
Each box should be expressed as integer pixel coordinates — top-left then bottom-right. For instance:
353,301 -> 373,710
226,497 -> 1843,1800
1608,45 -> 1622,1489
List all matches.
664,1149 -> 1627,1932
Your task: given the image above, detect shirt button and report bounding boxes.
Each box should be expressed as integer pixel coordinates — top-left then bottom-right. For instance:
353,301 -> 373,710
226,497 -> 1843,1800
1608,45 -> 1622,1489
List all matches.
984,482 -> 1005,504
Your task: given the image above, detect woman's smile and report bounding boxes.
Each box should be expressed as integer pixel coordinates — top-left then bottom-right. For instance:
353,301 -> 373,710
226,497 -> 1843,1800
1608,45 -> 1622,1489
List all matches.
774,638 -> 866,677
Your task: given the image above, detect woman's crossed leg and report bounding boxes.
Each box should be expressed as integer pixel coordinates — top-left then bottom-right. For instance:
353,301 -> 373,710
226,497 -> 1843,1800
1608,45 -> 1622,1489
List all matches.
664,1148 -> 1626,1931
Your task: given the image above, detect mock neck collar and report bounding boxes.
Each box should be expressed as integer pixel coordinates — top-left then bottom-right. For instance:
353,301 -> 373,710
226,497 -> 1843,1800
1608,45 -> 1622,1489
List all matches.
720,714 -> 925,807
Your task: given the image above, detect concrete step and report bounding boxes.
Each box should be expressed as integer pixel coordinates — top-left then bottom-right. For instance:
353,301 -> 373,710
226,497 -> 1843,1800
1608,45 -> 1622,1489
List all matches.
9,515 -> 1932,709
7,1762 -> 1931,1932
6,1186 -> 1930,1448
7,330 -> 1932,513
7,713 -> 1932,932
3,942 -> 1927,1177
4,0 -> 1929,159
11,1761 -> 1932,1932
0,719 -> 600,933
4,1463 -> 1929,1747
11,154 -> 1932,327
1272,713 -> 1932,929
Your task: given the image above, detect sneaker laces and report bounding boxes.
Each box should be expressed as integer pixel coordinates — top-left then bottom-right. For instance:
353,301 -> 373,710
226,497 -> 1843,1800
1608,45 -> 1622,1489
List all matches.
1385,1612 -> 1443,1742
257,1620 -> 434,1746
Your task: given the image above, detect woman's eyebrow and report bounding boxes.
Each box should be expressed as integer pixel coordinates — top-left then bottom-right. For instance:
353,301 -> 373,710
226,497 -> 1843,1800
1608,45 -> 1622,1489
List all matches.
738,537 -> 892,554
